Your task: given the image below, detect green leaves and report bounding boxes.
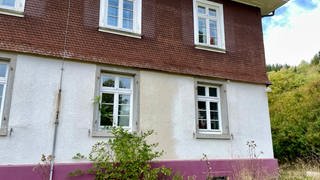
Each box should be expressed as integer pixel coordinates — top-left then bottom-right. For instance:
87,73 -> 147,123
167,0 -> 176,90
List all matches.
268,61 -> 320,163
71,127 -> 171,179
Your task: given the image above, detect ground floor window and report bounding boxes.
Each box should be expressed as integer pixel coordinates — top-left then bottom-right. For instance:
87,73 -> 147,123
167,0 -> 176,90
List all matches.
99,74 -> 133,130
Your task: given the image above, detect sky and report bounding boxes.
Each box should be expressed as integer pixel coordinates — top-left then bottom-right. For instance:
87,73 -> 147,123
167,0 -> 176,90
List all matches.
262,0 -> 320,65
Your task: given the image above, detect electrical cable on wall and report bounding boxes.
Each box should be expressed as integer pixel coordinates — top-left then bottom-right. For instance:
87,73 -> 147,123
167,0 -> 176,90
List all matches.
49,0 -> 72,179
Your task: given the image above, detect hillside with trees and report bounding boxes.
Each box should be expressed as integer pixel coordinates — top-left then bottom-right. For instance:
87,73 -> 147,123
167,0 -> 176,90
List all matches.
267,51 -> 320,163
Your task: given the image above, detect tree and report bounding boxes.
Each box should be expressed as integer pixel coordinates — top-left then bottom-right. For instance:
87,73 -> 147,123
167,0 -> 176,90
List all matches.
268,61 -> 320,163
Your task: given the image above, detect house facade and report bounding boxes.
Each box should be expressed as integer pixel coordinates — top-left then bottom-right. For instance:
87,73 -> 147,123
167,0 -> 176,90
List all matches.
0,0 -> 286,179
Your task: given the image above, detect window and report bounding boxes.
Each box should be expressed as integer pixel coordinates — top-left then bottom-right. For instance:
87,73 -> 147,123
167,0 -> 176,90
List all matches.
195,80 -> 230,139
0,0 -> 25,17
92,68 -> 139,137
99,0 -> 142,38
0,63 -> 8,128
0,57 -> 15,136
197,84 -> 221,132
193,0 -> 225,52
99,74 -> 133,130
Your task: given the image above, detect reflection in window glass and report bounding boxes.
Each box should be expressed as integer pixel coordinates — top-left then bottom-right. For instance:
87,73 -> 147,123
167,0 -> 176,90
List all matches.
198,18 -> 207,44
197,85 -> 221,131
102,76 -> 115,87
99,74 -> 133,129
0,64 -> 7,78
209,9 -> 216,17
197,86 -> 205,96
0,0 -> 15,7
198,6 -> 205,14
119,77 -> 131,89
209,87 -> 217,97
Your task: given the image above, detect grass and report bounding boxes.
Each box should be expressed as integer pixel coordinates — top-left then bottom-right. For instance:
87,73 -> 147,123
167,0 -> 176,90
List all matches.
279,160 -> 320,180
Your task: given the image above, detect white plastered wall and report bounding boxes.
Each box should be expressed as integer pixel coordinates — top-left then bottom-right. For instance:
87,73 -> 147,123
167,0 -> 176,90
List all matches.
0,54 -> 105,164
139,71 -> 274,160
0,54 -> 274,165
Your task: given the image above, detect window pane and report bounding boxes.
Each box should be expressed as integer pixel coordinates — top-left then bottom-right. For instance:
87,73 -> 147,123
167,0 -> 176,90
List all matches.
108,6 -> 118,17
209,20 -> 218,45
210,102 -> 218,111
108,16 -> 118,26
102,93 -> 114,103
108,0 -> 118,7
198,6 -> 205,14
198,110 -> 206,119
118,105 -> 130,115
197,86 -> 205,96
100,104 -> 113,126
119,94 -> 130,104
198,18 -> 207,44
209,87 -> 217,97
0,64 -> 7,78
0,0 -> 15,7
199,120 -> 207,129
210,111 -> 218,120
123,0 -> 133,10
209,9 -> 216,17
198,101 -> 206,110
211,121 -> 219,130
0,84 -> 3,99
123,9 -> 133,19
118,116 -> 129,126
119,77 -> 131,89
102,76 -> 115,87
123,19 -> 133,29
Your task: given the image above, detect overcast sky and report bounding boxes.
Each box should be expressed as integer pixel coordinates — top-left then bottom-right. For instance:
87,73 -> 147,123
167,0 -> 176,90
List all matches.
262,0 -> 320,65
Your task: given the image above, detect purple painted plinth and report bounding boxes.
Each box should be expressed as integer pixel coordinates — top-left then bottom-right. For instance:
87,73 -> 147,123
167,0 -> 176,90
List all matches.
0,159 -> 278,180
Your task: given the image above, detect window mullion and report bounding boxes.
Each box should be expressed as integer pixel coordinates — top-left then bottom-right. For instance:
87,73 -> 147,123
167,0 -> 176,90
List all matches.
114,92 -> 119,126
206,17 -> 210,45
206,100 -> 210,130
104,0 -> 109,27
118,0 -> 124,29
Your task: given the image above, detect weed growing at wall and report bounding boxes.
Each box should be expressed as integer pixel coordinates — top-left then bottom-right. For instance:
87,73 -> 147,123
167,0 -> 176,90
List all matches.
33,154 -> 52,180
70,127 -> 171,179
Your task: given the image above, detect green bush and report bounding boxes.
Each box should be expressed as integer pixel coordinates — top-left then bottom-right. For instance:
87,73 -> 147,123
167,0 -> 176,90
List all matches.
268,61 -> 320,163
71,128 -> 171,179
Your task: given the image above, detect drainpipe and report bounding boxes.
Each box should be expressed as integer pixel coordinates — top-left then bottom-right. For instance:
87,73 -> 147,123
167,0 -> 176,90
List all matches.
49,0 -> 71,179
49,88 -> 62,180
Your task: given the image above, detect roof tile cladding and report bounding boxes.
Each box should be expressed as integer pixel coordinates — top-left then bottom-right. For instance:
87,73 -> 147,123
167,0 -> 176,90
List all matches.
0,0 -> 268,84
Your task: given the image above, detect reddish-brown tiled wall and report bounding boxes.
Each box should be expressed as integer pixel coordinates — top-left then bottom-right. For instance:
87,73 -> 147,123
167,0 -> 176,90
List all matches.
0,0 -> 268,84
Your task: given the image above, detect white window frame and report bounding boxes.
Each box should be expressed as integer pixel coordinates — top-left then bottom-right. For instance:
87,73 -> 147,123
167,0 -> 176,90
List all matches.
99,0 -> 142,38
99,73 -> 134,130
197,84 -> 222,133
195,80 -> 231,139
0,0 -> 25,17
0,62 -> 8,129
92,66 -> 139,137
193,0 -> 226,52
0,55 -> 16,137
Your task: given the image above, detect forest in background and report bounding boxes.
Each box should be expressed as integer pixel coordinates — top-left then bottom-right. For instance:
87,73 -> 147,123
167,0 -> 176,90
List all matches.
267,51 -> 320,163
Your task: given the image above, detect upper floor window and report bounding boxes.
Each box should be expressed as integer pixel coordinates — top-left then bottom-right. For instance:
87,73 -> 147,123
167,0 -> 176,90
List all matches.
193,0 -> 225,52
99,0 -> 142,38
0,0 -> 25,17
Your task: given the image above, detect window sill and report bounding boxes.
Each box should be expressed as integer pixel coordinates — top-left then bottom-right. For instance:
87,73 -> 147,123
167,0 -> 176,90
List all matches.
0,7 -> 24,17
0,128 -> 7,136
195,44 -> 226,53
99,26 -> 142,39
91,130 -> 114,137
194,132 -> 231,140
